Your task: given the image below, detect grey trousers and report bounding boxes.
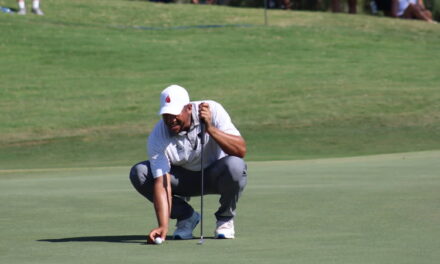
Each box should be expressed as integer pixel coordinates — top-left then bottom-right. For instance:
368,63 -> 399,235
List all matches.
129,156 -> 247,221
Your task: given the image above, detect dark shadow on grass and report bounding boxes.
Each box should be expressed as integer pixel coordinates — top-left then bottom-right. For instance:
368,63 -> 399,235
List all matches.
38,235 -> 216,244
38,235 -> 157,244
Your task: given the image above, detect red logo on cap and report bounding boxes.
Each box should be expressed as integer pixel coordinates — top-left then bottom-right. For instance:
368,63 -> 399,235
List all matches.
165,96 -> 171,103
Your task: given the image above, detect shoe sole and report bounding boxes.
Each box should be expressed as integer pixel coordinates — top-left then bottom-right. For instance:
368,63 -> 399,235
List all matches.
215,234 -> 235,239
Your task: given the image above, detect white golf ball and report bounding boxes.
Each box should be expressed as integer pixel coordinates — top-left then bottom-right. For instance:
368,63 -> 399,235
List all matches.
154,237 -> 163,245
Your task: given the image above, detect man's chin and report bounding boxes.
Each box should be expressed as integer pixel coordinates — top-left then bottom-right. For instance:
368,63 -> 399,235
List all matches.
169,126 -> 181,135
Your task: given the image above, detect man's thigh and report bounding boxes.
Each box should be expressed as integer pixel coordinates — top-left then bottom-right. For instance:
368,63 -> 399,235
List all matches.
170,166 -> 201,196
169,156 -> 247,196
204,156 -> 247,193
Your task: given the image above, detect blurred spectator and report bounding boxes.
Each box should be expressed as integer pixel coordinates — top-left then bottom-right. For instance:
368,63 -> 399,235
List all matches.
391,0 -> 436,23
371,0 -> 393,15
191,0 -> 216,4
332,0 -> 357,14
373,0 -> 436,23
267,0 -> 292,9
149,0 -> 173,3
17,0 -> 43,15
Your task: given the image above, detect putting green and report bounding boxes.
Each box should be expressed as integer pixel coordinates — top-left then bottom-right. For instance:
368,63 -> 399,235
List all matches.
1,151 -> 439,263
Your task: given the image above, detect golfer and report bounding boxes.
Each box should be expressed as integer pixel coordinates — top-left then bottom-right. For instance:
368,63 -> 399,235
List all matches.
129,85 -> 247,243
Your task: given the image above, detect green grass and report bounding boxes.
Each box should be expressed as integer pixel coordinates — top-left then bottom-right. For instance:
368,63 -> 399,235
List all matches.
1,0 -> 440,169
1,3 -> 439,262
1,151 -> 439,263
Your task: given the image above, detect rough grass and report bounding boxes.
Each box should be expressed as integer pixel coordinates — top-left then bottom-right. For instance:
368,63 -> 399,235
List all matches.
0,0 -> 439,169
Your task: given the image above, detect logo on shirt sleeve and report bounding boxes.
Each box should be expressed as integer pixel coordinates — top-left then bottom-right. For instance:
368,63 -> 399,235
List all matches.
176,143 -> 184,152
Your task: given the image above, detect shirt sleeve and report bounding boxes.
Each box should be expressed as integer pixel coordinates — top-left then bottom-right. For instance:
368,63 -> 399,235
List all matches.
147,123 -> 171,179
211,101 -> 241,136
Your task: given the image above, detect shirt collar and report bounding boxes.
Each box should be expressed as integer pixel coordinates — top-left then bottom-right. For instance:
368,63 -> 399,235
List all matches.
190,102 -> 200,128
176,102 -> 199,136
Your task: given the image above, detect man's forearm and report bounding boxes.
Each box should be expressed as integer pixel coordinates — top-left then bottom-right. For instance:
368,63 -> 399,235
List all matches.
206,125 -> 246,158
153,174 -> 172,229
198,101 -> 246,158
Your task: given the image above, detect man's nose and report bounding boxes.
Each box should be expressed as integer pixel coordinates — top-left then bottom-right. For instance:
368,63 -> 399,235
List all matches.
163,114 -> 176,123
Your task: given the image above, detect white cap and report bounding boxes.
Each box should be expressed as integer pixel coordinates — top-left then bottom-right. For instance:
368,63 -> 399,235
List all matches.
158,85 -> 190,115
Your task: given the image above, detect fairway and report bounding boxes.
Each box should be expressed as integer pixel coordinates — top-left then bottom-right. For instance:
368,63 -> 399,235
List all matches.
1,151 -> 439,264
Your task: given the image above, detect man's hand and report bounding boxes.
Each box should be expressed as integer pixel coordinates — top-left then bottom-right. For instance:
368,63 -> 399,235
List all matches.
147,226 -> 168,244
149,174 -> 172,244
198,102 -> 212,129
198,102 -> 246,158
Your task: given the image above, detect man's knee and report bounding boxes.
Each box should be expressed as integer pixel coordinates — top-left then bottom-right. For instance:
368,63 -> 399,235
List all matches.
129,161 -> 151,190
223,156 -> 247,188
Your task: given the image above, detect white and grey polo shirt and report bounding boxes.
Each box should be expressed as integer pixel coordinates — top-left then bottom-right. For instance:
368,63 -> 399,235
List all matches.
147,100 -> 241,179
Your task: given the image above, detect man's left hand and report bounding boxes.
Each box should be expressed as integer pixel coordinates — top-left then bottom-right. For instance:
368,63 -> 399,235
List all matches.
198,102 -> 212,129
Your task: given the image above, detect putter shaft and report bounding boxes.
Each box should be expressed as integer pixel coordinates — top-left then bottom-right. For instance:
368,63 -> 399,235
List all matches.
199,121 -> 205,244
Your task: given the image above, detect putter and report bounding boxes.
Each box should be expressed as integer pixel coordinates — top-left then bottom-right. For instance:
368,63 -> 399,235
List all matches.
197,121 -> 205,245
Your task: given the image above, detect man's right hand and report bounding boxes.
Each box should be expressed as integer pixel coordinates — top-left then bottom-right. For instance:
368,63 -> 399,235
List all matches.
148,173 -> 172,244
147,226 -> 168,244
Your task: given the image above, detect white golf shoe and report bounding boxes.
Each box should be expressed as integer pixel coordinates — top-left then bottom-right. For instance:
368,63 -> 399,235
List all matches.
214,219 -> 235,239
17,8 -> 26,15
173,211 -> 200,240
31,8 -> 44,15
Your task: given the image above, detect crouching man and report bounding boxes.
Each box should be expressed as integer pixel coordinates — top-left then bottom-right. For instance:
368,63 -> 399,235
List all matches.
129,85 -> 247,243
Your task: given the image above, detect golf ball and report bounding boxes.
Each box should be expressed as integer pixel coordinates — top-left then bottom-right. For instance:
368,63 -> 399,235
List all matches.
154,237 -> 163,245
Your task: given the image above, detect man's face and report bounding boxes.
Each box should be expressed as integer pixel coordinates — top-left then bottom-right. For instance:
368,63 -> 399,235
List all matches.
162,104 -> 192,134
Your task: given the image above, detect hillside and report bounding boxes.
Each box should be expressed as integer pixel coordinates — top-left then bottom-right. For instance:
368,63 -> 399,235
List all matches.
1,0 -> 439,169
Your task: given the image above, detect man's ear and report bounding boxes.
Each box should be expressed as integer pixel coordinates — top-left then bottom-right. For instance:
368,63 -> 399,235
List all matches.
186,103 -> 192,112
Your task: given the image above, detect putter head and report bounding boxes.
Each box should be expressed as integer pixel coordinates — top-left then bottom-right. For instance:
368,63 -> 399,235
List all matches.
197,237 -> 204,245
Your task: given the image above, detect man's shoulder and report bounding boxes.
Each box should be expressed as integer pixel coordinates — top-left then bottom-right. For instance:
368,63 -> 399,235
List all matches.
191,99 -> 219,105
191,100 -> 224,111
148,120 -> 169,143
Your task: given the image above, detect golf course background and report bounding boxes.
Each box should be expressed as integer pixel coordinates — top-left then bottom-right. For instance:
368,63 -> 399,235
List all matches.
1,0 -> 439,263
1,0 -> 439,169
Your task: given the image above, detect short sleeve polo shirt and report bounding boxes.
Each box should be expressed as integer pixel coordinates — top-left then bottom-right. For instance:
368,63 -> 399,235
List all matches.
147,100 -> 240,178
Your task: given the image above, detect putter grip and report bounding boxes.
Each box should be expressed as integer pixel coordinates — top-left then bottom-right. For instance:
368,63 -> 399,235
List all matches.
200,121 -> 205,145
